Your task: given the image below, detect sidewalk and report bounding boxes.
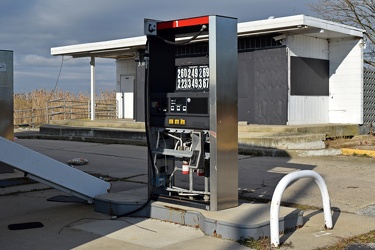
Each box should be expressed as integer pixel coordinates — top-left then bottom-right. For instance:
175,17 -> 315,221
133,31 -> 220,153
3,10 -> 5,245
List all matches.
0,138 -> 374,249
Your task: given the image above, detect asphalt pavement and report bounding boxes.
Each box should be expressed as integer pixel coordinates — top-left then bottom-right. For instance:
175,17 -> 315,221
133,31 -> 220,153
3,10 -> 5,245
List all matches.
0,138 -> 375,249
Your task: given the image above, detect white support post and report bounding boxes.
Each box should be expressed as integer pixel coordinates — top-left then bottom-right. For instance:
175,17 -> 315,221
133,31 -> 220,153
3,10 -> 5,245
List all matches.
90,56 -> 96,120
270,170 -> 333,248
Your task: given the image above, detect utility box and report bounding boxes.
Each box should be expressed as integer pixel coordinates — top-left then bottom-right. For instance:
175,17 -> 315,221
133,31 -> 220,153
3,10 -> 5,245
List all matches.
145,16 -> 238,211
0,50 -> 14,173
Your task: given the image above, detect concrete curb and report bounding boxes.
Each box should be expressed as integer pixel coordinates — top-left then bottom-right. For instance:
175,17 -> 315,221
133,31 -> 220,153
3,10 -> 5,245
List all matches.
134,201 -> 304,241
15,133 -> 349,158
16,127 -> 375,158
341,148 -> 375,157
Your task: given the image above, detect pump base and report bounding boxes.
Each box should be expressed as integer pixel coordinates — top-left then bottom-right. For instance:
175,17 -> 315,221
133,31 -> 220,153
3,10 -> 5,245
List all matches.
94,188 -> 303,241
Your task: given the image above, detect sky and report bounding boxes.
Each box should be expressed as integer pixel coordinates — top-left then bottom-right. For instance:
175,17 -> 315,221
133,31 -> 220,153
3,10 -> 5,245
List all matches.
0,0 -> 320,94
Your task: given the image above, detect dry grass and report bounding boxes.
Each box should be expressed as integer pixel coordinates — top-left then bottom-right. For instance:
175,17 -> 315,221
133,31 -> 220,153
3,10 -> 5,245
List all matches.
14,89 -> 116,126
315,230 -> 375,250
237,236 -> 293,249
237,231 -> 375,250
324,135 -> 375,149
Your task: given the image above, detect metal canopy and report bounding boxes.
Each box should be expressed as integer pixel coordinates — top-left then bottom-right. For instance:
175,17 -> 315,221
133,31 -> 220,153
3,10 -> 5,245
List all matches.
51,36 -> 147,59
238,15 -> 364,39
51,15 -> 364,59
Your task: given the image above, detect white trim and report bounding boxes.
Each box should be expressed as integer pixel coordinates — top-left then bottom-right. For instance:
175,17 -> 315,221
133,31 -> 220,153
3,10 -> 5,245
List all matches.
51,36 -> 147,56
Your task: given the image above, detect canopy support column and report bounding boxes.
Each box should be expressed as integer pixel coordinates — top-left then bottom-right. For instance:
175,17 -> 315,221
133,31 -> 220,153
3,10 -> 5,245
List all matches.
90,56 -> 96,120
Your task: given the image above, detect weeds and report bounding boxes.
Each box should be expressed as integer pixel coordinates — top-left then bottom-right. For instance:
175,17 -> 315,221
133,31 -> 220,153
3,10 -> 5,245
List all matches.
237,236 -> 271,249
237,230 -> 375,250
14,89 -> 116,126
237,236 -> 294,249
315,230 -> 375,250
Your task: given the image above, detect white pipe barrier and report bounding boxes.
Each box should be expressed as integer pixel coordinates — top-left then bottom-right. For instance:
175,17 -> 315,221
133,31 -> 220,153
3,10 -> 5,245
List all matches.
270,170 -> 333,248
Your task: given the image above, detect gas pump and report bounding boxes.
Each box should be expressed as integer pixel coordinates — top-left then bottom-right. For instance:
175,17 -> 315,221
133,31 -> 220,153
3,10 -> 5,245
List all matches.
144,15 -> 238,211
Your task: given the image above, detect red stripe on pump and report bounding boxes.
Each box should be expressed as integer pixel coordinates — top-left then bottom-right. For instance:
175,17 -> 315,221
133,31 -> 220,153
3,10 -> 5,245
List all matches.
157,16 -> 209,30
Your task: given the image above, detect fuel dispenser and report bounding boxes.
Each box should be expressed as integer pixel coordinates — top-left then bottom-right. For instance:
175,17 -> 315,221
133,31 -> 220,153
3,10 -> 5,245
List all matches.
144,15 -> 238,211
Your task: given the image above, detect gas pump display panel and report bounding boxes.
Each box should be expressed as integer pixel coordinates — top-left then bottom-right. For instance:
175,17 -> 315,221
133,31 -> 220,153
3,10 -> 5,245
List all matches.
150,65 -> 209,129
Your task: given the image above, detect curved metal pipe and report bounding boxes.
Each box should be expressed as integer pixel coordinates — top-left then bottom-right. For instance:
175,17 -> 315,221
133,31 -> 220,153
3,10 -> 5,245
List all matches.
270,170 -> 333,248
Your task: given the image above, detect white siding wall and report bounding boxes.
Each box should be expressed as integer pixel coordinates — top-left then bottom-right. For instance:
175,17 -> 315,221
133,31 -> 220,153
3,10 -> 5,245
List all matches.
288,96 -> 329,124
287,35 -> 330,124
288,35 -> 329,60
329,38 -> 363,124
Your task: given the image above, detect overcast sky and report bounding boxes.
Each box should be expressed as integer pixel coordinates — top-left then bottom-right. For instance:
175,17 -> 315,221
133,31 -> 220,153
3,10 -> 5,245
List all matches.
1,0 -> 320,93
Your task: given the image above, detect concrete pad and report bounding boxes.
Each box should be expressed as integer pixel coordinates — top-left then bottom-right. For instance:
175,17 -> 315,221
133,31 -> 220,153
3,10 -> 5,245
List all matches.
0,187 -> 249,250
73,218 -> 249,249
3,139 -> 375,249
161,236 -> 251,250
237,156 -> 375,214
73,233 -> 250,250
0,189 -> 111,250
279,210 -> 375,250
94,187 -> 149,215
95,185 -> 303,240
73,218 -> 205,248
15,139 -> 148,179
0,182 -> 50,195
238,132 -> 326,149
290,148 -> 342,157
132,201 -> 303,241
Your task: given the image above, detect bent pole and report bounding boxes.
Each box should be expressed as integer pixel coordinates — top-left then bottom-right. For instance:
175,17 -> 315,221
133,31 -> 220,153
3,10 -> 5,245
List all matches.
270,170 -> 333,248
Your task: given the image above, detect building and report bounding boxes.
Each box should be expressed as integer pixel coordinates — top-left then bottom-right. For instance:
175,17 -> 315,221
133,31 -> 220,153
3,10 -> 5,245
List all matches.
51,15 -> 365,125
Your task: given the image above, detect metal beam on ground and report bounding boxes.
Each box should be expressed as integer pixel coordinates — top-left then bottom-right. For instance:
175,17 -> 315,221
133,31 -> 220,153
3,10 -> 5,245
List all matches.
0,136 -> 110,203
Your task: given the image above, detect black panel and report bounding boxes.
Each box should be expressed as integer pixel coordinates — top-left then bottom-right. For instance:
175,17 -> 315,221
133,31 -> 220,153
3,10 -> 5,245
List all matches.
253,48 -> 288,125
291,56 -> 329,96
187,98 -> 208,114
149,92 -> 209,129
135,65 -> 145,122
175,57 -> 209,66
238,52 -> 254,123
237,48 -> 288,125
148,35 -> 176,94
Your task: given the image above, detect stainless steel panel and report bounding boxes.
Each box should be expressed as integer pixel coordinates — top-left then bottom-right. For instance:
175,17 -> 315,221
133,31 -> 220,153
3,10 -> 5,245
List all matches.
209,16 -> 238,211
0,50 -> 13,141
0,50 -> 14,173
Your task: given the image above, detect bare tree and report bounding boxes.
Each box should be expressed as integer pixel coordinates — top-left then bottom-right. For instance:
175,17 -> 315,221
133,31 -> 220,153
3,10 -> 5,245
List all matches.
310,0 -> 375,68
